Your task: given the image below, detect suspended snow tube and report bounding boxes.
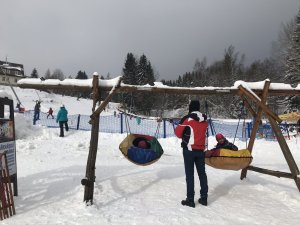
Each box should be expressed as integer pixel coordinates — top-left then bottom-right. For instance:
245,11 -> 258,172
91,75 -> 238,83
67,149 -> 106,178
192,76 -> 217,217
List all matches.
119,134 -> 164,166
205,148 -> 252,171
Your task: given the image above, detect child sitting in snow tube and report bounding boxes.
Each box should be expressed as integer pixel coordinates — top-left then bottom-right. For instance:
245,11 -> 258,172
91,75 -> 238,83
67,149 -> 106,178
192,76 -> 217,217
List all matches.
119,134 -> 164,166
205,133 -> 252,170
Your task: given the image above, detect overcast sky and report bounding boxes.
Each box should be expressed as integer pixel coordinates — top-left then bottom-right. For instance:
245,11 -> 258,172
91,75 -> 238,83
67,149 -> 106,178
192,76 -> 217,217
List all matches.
1,0 -> 299,80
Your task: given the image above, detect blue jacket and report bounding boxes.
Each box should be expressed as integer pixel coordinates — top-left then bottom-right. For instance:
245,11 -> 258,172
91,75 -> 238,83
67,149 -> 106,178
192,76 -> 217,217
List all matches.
56,107 -> 68,122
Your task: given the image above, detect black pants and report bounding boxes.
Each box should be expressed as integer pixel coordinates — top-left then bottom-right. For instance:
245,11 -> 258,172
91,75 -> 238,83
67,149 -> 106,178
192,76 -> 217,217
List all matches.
47,114 -> 54,119
59,121 -> 69,137
183,148 -> 208,201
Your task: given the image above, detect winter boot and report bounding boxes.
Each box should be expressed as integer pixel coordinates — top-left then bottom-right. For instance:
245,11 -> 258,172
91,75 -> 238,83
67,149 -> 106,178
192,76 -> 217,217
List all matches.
181,199 -> 195,208
198,198 -> 207,206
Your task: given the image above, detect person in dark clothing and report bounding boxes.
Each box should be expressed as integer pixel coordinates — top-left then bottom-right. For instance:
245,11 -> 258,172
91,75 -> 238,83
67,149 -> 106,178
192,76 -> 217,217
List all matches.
214,133 -> 238,151
33,101 -> 41,124
175,100 -> 209,207
56,105 -> 69,137
47,107 -> 54,119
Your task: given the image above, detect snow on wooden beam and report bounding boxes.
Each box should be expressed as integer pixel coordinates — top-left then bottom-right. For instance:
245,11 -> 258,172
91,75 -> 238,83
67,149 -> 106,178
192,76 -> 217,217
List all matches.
17,78 -> 300,96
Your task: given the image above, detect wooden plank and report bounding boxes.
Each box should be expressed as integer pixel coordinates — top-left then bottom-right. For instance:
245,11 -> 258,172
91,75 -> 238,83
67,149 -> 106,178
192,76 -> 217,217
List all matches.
241,81 -> 270,180
247,166 -> 294,178
3,170 -> 13,216
267,117 -> 300,175
3,154 -> 15,215
0,170 -> 8,219
267,116 -> 300,192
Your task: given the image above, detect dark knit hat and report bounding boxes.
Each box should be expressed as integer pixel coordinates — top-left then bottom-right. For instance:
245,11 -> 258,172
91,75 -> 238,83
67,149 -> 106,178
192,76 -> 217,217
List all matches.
189,100 -> 200,113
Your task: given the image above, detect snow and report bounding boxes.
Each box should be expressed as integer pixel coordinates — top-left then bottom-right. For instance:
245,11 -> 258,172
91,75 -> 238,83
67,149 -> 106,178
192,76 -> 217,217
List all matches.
18,78 -> 300,92
0,90 -> 12,99
1,86 -> 300,225
17,76 -> 123,88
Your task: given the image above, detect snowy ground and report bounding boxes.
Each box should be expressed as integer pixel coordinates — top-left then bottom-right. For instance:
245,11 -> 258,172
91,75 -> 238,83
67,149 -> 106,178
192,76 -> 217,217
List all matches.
1,86 -> 300,225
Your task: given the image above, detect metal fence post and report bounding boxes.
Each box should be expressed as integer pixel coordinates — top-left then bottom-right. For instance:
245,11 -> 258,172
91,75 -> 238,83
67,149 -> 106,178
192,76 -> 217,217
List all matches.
247,122 -> 251,138
77,114 -> 81,130
163,119 -> 166,138
120,113 -> 123,134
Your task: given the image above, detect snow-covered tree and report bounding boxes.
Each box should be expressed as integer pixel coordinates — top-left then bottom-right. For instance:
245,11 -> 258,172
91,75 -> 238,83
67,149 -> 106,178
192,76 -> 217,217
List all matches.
285,10 -> 300,86
271,17 -> 296,79
285,10 -> 300,112
51,69 -> 65,80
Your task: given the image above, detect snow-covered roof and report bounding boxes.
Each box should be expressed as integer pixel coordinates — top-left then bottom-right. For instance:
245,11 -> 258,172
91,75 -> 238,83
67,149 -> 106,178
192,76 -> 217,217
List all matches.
0,63 -> 23,71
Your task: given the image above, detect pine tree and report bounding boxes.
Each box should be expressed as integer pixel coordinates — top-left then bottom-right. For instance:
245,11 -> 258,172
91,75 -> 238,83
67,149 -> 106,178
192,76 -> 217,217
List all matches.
76,70 -> 88,79
122,53 -> 137,85
136,54 -> 148,85
146,62 -> 155,86
30,68 -> 39,78
285,10 -> 300,111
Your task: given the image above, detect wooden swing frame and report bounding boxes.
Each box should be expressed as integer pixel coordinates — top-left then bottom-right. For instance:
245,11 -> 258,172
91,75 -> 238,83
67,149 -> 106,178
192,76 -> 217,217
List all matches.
18,76 -> 300,204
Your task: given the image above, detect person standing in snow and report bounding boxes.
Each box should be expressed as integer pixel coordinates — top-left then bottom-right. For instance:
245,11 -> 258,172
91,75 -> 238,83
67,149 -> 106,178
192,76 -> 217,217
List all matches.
33,100 -> 41,125
56,105 -> 69,137
47,107 -> 54,119
175,100 -> 209,207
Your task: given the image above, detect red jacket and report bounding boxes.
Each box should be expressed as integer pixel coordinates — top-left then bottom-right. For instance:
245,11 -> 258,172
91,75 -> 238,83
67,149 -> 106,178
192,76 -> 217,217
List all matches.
175,111 -> 208,151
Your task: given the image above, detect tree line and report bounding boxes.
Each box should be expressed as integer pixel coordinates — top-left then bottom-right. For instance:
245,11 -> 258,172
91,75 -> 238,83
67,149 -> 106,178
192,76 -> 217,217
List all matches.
29,10 -> 300,118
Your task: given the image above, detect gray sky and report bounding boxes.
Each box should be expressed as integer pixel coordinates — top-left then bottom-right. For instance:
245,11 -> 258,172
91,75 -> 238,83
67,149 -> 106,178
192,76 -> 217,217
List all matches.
1,0 -> 299,80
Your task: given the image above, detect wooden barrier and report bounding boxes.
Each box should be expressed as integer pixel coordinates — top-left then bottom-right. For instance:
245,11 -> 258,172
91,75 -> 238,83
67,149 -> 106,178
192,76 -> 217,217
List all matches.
0,152 -> 15,220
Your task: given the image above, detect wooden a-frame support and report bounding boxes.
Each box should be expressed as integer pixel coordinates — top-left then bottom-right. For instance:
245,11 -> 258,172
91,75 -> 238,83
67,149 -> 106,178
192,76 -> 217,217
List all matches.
239,80 -> 300,191
16,77 -> 300,204
82,79 -> 300,204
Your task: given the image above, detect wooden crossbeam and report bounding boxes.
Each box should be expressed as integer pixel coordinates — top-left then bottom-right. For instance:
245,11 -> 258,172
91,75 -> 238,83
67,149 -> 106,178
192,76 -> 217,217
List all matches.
247,166 -> 295,179
17,80 -> 300,96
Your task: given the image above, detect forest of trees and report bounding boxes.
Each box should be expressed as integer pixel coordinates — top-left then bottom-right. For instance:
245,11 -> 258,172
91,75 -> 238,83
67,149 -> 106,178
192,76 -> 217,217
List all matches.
29,10 -> 300,118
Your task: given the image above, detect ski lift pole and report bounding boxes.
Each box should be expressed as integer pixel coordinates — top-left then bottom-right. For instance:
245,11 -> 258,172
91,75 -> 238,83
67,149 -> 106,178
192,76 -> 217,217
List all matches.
9,86 -> 22,106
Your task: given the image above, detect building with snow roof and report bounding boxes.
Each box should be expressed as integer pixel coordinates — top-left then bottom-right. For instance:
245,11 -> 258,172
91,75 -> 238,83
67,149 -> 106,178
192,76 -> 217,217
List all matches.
0,60 -> 26,86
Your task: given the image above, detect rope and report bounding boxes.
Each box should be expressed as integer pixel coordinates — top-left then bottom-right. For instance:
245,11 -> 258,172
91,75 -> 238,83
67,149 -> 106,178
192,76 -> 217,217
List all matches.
154,93 -> 167,138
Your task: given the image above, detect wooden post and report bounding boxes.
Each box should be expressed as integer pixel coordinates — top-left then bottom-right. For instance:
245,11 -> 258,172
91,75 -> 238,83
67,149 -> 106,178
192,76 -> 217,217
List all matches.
82,74 -> 100,204
90,77 -> 122,119
267,116 -> 300,191
241,80 -> 270,179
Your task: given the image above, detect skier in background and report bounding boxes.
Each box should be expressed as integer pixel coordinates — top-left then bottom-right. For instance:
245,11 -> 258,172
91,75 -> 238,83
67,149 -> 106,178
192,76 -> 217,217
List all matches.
56,105 -> 69,137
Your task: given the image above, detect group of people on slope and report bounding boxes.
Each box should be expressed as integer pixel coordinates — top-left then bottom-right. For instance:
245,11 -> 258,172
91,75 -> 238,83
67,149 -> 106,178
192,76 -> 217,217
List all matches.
33,101 -> 69,137
175,100 -> 238,208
